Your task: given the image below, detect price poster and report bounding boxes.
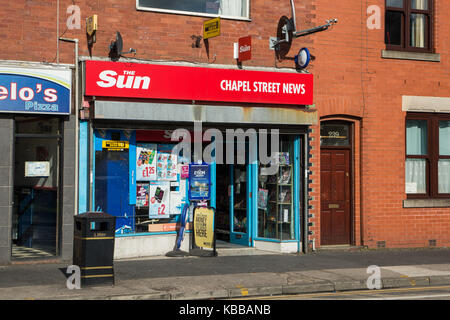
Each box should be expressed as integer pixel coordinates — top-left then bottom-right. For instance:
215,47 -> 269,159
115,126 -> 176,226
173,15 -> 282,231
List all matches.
149,181 -> 171,218
136,143 -> 157,181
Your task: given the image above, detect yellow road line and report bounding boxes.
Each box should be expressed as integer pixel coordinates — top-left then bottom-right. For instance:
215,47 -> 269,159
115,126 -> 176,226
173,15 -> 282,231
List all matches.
235,285 -> 450,300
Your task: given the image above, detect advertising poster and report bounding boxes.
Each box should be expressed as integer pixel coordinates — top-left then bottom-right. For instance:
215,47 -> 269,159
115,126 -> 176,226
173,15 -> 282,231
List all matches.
136,183 -> 149,207
157,144 -> 179,181
193,206 -> 215,249
188,164 -> 211,201
257,188 -> 268,210
170,178 -> 188,215
149,181 -> 171,218
136,143 -> 157,181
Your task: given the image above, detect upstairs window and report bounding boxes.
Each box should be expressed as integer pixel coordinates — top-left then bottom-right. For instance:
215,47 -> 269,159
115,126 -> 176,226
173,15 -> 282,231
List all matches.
405,113 -> 450,198
137,0 -> 249,19
385,0 -> 433,52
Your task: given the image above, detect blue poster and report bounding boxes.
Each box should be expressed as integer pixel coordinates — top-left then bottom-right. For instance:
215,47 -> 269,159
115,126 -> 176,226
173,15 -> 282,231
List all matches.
188,164 -> 211,201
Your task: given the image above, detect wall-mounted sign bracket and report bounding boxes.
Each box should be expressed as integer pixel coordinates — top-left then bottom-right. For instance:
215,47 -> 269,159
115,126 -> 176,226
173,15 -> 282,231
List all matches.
269,0 -> 337,51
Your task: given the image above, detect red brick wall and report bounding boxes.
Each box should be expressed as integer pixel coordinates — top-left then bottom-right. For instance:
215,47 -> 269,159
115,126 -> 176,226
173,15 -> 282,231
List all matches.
0,0 -> 315,68
309,0 -> 450,249
2,0 -> 449,249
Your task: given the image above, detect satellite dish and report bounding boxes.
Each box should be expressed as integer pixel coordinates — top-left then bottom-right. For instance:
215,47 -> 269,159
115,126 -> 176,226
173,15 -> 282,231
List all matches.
295,47 -> 311,69
275,15 -> 294,61
270,0 -> 337,65
109,32 -> 123,62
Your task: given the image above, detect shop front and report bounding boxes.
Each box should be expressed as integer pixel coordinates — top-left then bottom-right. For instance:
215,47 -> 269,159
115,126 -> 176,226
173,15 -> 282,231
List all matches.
80,59 -> 316,258
0,62 -> 74,264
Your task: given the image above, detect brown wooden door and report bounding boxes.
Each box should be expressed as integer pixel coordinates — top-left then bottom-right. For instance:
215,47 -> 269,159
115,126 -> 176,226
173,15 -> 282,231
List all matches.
320,149 -> 351,245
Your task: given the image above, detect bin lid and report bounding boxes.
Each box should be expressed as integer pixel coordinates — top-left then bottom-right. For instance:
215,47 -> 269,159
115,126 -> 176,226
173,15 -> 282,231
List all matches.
75,212 -> 115,219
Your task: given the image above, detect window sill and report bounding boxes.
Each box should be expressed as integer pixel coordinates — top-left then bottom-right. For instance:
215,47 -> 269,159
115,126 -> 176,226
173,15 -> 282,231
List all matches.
136,6 -> 251,22
382,50 -> 440,62
403,198 -> 450,208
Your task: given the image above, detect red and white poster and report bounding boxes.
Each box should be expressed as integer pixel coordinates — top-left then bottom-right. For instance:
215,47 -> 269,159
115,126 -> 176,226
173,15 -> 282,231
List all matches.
136,143 -> 157,181
85,60 -> 313,105
149,181 -> 170,218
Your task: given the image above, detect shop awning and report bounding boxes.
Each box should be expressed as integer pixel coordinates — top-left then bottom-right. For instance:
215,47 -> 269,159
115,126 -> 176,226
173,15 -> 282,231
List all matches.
93,101 -> 318,126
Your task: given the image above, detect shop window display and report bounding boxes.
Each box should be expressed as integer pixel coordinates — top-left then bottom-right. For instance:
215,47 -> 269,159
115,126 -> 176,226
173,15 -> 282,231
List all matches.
134,143 -> 190,233
258,137 -> 295,240
94,130 -> 191,235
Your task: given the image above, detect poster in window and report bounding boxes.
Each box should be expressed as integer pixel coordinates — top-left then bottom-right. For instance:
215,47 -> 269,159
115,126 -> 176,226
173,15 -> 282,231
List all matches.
170,178 -> 188,215
257,188 -> 268,210
136,183 -> 149,207
157,153 -> 178,181
136,143 -> 157,181
157,144 -> 180,181
149,181 -> 171,218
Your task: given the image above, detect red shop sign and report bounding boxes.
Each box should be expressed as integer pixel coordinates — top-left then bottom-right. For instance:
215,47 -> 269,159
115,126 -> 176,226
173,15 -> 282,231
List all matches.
238,36 -> 252,62
85,60 -> 313,105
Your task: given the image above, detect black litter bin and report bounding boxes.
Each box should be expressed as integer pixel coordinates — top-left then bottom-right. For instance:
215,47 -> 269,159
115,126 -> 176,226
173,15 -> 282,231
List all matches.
73,212 -> 116,286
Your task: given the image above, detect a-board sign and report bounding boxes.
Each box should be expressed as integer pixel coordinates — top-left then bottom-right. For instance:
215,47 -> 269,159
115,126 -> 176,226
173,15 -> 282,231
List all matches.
193,206 -> 215,249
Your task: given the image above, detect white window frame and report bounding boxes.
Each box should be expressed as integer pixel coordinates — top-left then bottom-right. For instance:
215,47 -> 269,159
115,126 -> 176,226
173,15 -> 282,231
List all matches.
136,0 -> 251,21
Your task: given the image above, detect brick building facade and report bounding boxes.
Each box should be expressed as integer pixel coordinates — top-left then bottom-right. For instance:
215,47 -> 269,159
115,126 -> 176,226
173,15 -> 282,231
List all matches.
308,0 -> 450,249
0,0 -> 448,264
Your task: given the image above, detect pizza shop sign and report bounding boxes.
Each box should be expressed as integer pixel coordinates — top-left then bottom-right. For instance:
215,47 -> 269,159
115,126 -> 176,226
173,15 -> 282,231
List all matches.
0,66 -> 71,115
85,60 -> 313,105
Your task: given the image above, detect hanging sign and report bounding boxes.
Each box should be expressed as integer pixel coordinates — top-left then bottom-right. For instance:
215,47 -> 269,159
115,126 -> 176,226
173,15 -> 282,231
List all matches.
188,164 -> 211,201
0,66 -> 71,115
102,140 -> 129,151
193,206 -> 215,249
85,60 -> 314,105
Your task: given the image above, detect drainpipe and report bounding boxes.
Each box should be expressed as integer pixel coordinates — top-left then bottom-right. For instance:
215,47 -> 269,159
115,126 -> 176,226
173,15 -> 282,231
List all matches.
303,133 -> 309,254
59,38 -> 79,216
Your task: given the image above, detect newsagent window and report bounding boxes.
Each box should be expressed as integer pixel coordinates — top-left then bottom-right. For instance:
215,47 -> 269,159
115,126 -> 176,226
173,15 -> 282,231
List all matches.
257,135 -> 296,240
137,0 -> 249,19
94,129 -> 192,235
320,122 -> 351,147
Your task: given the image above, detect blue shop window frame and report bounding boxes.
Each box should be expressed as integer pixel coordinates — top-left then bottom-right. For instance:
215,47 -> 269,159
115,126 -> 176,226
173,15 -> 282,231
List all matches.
252,135 -> 301,247
92,129 -> 194,237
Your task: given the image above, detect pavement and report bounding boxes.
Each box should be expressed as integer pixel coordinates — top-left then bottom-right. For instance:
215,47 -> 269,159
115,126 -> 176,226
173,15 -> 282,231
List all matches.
1,244 -> 450,300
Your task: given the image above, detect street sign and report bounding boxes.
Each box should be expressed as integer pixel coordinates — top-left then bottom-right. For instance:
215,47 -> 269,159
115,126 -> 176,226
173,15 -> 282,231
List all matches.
203,17 -> 220,40
86,15 -> 98,36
